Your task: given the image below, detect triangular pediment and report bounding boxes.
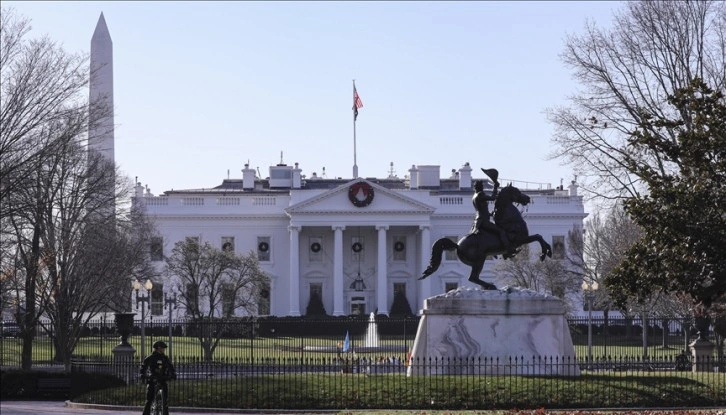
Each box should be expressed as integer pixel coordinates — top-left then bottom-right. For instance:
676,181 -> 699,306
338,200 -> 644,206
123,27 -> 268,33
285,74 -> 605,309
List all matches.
286,179 -> 434,215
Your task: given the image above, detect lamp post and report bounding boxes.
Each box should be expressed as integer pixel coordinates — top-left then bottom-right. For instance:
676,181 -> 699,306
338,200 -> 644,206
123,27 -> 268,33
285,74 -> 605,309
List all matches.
133,279 -> 153,356
581,280 -> 599,364
164,291 -> 177,360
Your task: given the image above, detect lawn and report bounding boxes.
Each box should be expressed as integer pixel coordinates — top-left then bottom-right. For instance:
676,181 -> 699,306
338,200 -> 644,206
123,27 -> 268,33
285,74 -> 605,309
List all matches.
72,371 -> 726,410
0,333 -> 707,366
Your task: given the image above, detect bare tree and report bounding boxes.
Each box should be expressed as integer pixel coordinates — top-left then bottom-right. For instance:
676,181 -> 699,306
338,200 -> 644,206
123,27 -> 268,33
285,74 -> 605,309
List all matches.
166,239 -> 269,361
547,0 -> 726,204
0,8 -> 97,217
494,238 -> 582,314
38,146 -> 155,369
0,8 -> 147,369
582,205 -> 643,313
1,7 -> 87,363
7,138 -> 155,369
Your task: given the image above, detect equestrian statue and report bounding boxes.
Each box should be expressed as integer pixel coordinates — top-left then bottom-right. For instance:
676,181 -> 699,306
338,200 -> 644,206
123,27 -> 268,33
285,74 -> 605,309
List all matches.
419,168 -> 552,290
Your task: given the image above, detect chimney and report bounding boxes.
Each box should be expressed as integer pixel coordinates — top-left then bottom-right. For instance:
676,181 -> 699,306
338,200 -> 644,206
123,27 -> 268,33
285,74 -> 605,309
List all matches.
292,162 -> 302,189
416,165 -> 440,188
408,165 -> 419,189
458,162 -> 472,190
242,163 -> 256,190
135,181 -> 145,199
568,180 -> 579,196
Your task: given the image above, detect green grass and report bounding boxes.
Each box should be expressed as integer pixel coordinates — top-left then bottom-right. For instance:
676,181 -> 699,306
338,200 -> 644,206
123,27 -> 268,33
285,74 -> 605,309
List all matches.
0,334 -> 711,366
73,371 -> 726,410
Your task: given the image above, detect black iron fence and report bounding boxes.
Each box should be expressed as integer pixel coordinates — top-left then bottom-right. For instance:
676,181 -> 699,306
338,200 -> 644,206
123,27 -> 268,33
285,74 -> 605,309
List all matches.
2,315 -> 724,409
66,355 -> 724,409
1,315 -> 719,367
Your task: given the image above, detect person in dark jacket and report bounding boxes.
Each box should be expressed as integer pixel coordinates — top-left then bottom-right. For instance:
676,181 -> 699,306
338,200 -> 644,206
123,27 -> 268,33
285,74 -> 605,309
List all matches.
140,340 -> 176,415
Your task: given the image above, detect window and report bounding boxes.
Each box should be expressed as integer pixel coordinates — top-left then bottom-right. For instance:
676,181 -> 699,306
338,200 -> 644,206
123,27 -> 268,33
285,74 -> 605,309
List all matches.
258,282 -> 271,315
392,236 -> 406,261
309,236 -> 323,262
444,236 -> 458,260
151,285 -> 164,316
552,235 -> 565,259
445,282 -> 458,293
186,284 -> 199,315
222,284 -> 235,317
270,169 -> 292,179
351,236 -> 365,262
257,236 -> 271,261
221,236 -> 235,253
150,237 -> 163,261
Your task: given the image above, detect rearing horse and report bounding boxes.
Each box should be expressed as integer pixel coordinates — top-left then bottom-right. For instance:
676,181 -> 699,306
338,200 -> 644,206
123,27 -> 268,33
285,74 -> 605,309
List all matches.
419,185 -> 552,290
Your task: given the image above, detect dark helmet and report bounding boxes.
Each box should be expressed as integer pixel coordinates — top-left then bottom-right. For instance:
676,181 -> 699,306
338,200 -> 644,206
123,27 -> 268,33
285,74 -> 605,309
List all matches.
153,341 -> 168,349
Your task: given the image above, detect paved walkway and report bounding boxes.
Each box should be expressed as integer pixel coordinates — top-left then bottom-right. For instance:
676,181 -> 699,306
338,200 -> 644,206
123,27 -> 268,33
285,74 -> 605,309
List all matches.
0,401 -> 337,415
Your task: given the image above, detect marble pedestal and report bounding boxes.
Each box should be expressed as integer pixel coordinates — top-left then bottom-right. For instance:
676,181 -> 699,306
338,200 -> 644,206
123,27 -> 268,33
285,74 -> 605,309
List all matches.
406,286 -> 579,376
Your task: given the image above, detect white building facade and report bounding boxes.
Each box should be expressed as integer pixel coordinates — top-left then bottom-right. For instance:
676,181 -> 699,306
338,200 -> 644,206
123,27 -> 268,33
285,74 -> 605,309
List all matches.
134,162 -> 587,318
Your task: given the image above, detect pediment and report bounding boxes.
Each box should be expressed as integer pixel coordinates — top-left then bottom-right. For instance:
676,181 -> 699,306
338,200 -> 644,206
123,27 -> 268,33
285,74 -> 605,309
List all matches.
285,179 -> 434,215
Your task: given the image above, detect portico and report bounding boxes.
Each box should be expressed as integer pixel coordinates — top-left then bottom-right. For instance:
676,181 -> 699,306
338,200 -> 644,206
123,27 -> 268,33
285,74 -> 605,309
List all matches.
285,180 -> 435,316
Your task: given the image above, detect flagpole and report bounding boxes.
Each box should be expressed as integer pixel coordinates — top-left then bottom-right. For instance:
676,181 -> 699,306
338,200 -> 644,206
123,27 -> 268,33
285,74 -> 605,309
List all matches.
353,79 -> 358,178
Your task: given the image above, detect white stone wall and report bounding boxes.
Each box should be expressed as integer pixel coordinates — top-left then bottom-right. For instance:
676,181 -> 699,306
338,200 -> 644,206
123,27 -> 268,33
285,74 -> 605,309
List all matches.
138,174 -> 587,317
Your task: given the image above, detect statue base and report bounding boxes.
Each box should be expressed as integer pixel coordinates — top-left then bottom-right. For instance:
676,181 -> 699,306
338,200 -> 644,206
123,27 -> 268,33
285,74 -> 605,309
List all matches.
406,286 -> 579,376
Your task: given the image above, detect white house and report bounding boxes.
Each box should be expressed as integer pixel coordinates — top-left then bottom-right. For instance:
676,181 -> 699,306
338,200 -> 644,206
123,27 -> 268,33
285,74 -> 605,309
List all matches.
81,13 -> 589,321
134,162 -> 587,318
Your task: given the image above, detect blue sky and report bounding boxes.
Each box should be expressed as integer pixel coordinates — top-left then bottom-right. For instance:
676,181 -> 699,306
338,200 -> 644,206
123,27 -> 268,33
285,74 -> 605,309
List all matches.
5,1 -> 621,195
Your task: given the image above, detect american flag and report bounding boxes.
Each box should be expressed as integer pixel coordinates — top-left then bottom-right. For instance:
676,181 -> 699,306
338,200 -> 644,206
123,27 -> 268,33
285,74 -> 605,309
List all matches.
353,87 -> 363,121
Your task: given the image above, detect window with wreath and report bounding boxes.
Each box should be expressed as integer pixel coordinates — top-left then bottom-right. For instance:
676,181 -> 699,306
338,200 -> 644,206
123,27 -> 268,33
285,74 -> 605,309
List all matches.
309,236 -> 323,262
351,236 -> 365,262
221,236 -> 235,253
257,236 -> 271,261
151,284 -> 164,316
150,237 -> 163,261
392,236 -> 406,261
444,236 -> 458,260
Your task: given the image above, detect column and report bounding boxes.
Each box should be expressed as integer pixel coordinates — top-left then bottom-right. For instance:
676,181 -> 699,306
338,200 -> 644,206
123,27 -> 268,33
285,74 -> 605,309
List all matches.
333,226 -> 345,316
288,225 -> 301,316
376,225 -> 389,315
418,225 -> 431,313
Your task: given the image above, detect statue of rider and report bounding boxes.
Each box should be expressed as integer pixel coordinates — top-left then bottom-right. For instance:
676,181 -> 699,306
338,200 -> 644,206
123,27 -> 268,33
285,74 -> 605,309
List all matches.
471,168 -> 515,256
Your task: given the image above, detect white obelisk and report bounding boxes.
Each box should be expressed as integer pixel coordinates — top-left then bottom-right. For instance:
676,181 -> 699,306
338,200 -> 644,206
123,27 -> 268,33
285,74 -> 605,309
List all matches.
89,12 -> 114,163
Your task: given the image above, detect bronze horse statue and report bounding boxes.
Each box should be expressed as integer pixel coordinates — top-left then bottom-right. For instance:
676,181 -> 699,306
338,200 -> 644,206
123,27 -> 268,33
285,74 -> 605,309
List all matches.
419,185 -> 553,290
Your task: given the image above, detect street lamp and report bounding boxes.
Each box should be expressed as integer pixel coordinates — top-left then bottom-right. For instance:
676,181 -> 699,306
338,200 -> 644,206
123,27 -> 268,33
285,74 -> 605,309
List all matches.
164,290 -> 177,360
133,279 -> 153,356
581,280 -> 599,364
